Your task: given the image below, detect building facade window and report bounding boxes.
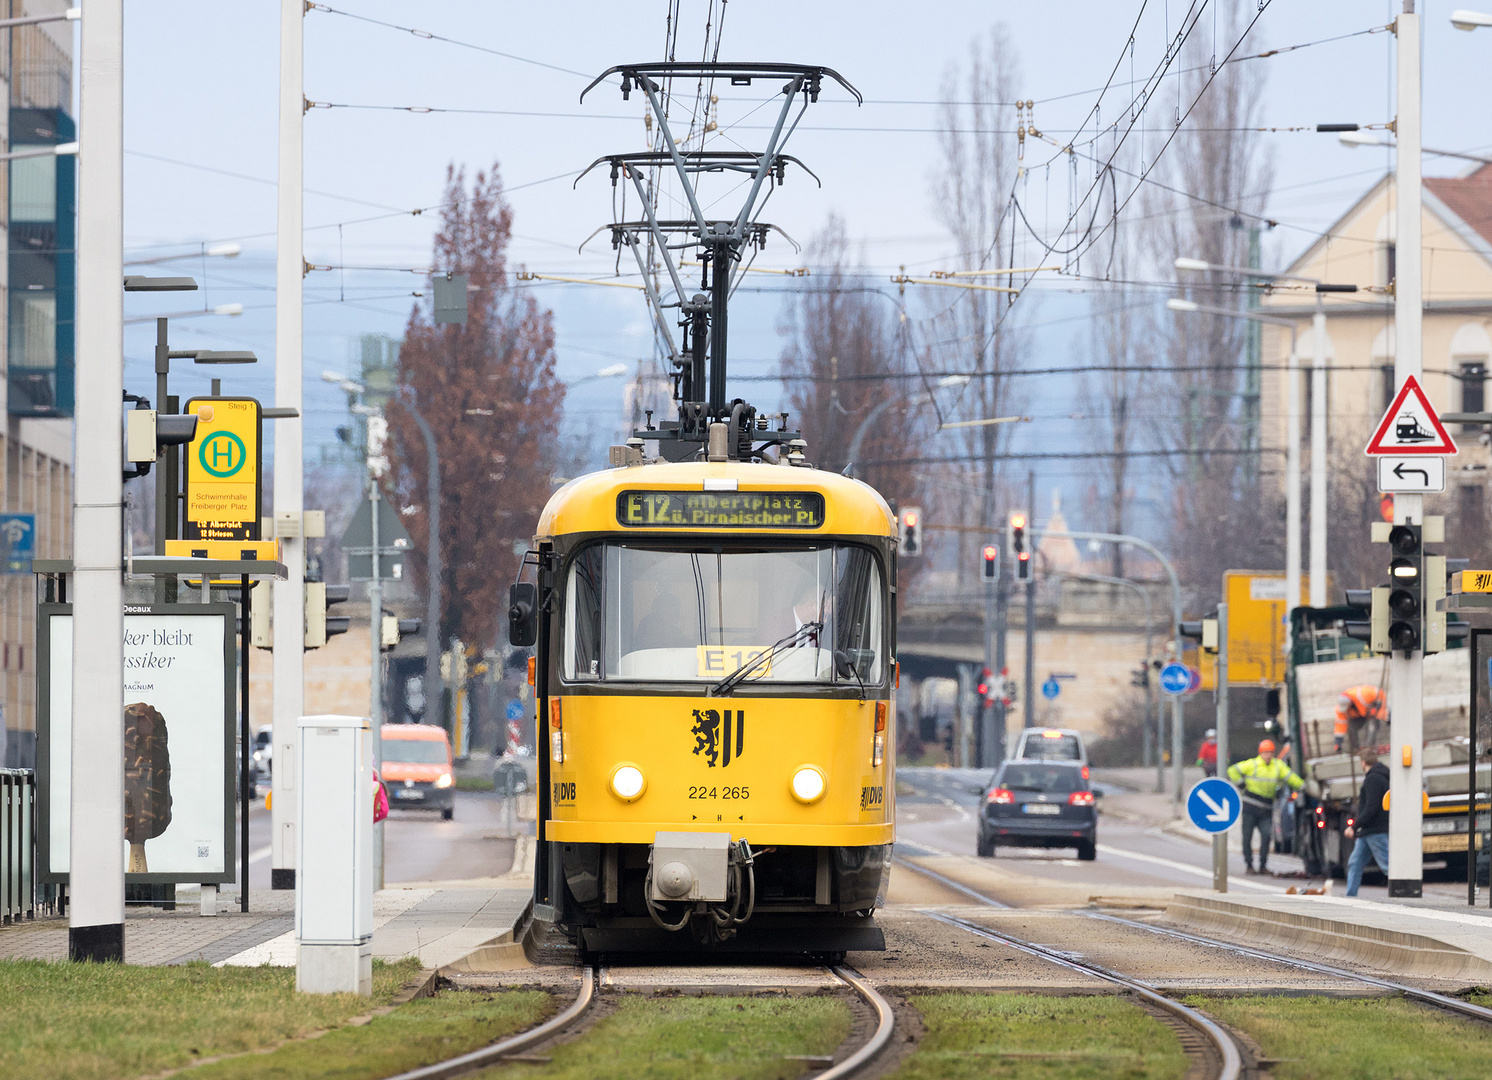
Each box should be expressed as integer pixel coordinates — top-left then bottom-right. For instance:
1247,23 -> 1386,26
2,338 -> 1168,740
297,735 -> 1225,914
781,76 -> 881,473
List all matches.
7,106 -> 75,418
1461,361 -> 1487,415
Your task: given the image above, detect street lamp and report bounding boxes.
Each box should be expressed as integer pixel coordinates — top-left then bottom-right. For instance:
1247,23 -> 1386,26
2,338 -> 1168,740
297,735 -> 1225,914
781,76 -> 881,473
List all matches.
1451,8 -> 1492,29
843,374 -> 970,477
1174,257 -> 1358,608
325,372 -> 445,736
125,241 -> 243,267
0,141 -> 76,162
1337,129 -> 1492,166
1167,298 -> 1302,640
128,274 -> 260,563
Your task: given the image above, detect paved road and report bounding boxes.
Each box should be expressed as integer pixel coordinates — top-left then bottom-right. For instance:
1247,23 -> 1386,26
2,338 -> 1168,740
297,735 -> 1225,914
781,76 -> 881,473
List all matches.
240,789 -> 524,889
897,765 -> 1470,902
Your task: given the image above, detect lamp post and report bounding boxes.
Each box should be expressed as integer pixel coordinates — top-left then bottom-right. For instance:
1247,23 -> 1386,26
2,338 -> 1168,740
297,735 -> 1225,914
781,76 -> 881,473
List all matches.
271,0 -> 305,892
1054,569 -> 1158,779
1167,299 -> 1302,629
1174,258 -> 1358,608
1038,529 -> 1187,805
399,397 -> 443,733
69,0 -> 125,963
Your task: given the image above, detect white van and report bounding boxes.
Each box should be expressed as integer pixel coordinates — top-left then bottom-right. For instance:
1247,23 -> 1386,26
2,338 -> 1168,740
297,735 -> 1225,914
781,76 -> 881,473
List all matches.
1011,727 -> 1087,767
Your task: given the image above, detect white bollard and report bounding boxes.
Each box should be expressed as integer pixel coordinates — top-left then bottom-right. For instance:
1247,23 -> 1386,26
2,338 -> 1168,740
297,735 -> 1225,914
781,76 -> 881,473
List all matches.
295,715 -> 373,995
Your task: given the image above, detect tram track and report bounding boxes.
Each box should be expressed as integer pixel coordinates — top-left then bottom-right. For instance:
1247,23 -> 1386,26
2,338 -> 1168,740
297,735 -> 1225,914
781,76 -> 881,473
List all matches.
385,965 -> 597,1080
923,910 -> 1242,1080
385,959 -> 895,1080
897,856 -> 1242,1080
1083,909 -> 1492,1028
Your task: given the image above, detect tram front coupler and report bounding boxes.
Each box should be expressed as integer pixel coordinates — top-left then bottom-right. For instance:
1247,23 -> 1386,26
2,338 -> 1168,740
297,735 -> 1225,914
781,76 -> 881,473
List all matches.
645,832 -> 756,940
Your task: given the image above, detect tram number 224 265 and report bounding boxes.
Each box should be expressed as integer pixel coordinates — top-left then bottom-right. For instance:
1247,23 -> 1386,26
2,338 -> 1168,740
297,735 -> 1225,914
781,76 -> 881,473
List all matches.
688,786 -> 750,800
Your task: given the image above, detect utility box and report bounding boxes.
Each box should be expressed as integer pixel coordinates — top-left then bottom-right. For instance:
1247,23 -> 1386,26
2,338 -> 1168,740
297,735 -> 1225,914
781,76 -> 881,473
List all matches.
295,714 -> 373,995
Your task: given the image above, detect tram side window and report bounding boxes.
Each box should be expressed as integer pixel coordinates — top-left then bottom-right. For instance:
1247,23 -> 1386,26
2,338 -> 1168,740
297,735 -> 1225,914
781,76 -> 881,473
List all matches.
564,545 -> 605,680
834,546 -> 883,683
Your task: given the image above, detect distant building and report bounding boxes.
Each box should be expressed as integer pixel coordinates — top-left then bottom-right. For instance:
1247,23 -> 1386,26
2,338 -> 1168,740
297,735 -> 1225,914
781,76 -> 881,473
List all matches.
1,2 -> 75,767
1258,163 -> 1492,528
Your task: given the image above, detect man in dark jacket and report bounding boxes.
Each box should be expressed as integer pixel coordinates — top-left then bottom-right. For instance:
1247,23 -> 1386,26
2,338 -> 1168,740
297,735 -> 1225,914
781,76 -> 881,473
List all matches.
1345,745 -> 1391,896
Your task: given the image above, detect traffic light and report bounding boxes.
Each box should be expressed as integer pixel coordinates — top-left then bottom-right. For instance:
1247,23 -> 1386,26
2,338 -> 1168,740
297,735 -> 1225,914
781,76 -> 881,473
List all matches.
1386,523 -> 1422,653
977,666 -> 993,700
1343,587 -> 1389,654
982,543 -> 998,581
304,583 -> 351,649
381,614 -> 423,651
1130,664 -> 1149,689
123,397 -> 198,481
1424,553 -> 1447,654
1010,513 -> 1028,580
900,507 -> 923,556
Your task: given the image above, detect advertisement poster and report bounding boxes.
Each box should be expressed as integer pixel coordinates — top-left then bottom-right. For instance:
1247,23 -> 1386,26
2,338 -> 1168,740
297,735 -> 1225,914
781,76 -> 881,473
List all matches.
38,604 -> 236,884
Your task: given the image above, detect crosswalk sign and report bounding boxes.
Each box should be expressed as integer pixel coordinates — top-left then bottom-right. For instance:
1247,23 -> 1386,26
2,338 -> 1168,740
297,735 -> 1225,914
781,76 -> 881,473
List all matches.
1365,374 -> 1457,456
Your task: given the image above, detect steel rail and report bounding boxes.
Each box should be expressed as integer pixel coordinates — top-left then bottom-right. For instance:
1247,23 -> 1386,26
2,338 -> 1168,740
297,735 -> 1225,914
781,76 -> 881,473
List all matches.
384,964 -> 597,1080
821,965 -> 897,1079
1084,910 -> 1492,1026
926,911 -> 1242,1080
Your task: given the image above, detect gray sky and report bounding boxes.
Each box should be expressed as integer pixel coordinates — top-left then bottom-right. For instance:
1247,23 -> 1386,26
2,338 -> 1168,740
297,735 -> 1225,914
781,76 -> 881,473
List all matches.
117,1 -> 1492,512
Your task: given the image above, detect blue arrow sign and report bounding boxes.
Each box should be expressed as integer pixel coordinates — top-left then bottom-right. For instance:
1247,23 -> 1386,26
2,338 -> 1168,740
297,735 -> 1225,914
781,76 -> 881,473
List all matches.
1187,777 -> 1242,833
1041,677 -> 1061,700
506,699 -> 525,722
1159,662 -> 1191,696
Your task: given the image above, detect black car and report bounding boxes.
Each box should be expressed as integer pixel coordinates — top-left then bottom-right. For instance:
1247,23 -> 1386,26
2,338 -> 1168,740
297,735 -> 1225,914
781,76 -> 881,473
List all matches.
976,761 -> 1098,860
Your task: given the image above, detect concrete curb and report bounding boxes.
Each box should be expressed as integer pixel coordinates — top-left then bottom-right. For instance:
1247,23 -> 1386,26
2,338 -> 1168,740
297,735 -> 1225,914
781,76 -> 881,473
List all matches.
390,967 -> 441,1003
1164,892 -> 1492,983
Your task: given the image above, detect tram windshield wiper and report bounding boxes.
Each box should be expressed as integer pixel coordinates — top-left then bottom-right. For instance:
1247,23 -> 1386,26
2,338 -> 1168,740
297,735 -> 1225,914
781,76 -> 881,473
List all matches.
710,621 -> 823,697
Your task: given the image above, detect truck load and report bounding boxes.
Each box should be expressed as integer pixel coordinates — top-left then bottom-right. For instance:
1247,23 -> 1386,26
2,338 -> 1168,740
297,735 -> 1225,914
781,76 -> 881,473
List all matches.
1285,607 -> 1489,880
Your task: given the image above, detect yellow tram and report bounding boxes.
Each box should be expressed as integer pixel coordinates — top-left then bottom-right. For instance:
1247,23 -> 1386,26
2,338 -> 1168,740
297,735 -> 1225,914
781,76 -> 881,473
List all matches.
509,451 -> 897,955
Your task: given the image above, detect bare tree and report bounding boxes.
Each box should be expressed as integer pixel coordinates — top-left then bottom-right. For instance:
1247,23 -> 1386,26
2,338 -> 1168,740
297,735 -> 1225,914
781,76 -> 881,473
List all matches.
929,26 -> 1026,577
1144,8 -> 1276,600
779,216 -> 925,504
385,163 -> 565,658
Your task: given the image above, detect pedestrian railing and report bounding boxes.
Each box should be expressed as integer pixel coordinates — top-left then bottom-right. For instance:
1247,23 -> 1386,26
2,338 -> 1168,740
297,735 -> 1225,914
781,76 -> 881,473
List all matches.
0,769 -> 35,924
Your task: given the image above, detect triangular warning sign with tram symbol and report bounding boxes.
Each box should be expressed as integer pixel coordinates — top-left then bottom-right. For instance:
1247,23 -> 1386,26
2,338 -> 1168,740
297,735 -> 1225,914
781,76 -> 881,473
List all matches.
1364,374 -> 1458,456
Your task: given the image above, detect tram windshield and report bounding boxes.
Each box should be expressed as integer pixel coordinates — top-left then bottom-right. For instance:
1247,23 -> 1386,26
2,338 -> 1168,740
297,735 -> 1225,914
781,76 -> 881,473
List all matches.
563,543 -> 884,686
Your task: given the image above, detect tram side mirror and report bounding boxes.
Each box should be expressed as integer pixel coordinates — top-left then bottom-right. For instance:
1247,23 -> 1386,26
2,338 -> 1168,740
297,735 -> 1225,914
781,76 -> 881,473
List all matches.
835,648 -> 876,681
508,582 -> 538,647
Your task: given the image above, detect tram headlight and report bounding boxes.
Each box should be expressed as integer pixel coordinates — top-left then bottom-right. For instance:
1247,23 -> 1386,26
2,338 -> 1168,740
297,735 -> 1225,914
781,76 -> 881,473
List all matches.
610,764 -> 647,802
791,765 -> 827,804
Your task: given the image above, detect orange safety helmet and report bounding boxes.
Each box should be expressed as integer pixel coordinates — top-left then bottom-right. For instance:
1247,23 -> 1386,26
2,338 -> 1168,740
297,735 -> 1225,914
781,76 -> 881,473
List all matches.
1258,739 -> 1277,754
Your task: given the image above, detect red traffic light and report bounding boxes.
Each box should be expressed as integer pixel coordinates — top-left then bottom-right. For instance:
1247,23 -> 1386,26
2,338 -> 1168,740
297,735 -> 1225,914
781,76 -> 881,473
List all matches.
903,510 -> 918,527
983,545 -> 997,561
1010,512 -> 1026,529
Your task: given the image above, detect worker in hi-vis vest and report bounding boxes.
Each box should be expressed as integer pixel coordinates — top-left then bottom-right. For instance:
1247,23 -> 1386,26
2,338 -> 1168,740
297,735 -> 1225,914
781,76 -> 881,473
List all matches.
1334,685 -> 1387,754
1227,739 -> 1304,874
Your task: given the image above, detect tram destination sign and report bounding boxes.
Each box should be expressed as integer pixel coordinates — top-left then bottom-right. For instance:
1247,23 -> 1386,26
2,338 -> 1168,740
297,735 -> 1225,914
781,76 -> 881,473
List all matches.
617,490 -> 825,529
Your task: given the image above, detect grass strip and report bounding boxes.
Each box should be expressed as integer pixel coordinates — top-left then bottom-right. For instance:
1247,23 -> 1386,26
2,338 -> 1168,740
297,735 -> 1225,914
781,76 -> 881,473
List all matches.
473,994 -> 850,1080
1184,994 -> 1492,1080
188,988 -> 550,1080
892,993 -> 1189,1080
0,957 -> 420,1080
